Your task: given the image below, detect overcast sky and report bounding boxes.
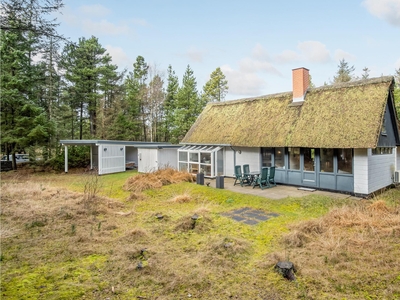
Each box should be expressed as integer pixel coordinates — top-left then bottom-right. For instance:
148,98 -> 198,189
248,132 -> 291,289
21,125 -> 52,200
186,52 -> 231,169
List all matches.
57,0 -> 400,100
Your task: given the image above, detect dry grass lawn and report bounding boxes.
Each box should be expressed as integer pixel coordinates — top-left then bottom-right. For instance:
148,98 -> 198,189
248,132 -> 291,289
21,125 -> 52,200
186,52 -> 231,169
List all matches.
1,169 -> 400,299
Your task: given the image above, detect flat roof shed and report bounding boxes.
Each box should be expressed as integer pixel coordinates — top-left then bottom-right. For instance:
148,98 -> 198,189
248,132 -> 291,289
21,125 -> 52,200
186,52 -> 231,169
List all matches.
60,140 -> 175,175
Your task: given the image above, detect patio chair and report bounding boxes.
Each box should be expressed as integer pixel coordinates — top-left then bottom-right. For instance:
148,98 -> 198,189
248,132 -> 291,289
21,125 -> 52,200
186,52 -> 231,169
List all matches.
252,167 -> 271,190
234,165 -> 245,186
242,164 -> 251,185
268,166 -> 277,186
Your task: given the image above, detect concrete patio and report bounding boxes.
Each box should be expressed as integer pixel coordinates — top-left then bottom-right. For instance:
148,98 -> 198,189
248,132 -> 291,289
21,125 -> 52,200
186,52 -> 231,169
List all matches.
204,177 -> 361,200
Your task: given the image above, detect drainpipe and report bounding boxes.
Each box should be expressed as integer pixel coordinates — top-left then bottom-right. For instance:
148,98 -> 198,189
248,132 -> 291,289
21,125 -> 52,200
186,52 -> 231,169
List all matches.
230,146 -> 237,168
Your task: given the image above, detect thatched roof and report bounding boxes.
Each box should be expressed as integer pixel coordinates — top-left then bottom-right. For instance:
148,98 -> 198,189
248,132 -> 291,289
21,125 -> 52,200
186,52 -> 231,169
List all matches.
182,76 -> 395,148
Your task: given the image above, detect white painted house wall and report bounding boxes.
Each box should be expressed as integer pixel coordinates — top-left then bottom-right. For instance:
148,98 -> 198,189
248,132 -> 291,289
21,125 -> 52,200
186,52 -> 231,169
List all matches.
224,146 -> 260,177
224,147 -> 235,176
99,144 -> 125,175
353,148 -> 369,195
368,149 -> 395,194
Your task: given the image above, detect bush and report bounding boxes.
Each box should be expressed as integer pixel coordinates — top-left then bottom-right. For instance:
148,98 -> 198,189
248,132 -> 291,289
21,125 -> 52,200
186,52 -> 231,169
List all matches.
47,146 -> 90,170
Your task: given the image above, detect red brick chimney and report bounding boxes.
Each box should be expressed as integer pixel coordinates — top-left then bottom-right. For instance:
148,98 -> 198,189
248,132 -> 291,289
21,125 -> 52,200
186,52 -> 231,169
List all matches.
292,67 -> 309,102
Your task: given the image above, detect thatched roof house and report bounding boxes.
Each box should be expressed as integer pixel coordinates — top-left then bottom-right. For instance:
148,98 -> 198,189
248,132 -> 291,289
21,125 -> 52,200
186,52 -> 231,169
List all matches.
178,68 -> 400,196
182,75 -> 396,149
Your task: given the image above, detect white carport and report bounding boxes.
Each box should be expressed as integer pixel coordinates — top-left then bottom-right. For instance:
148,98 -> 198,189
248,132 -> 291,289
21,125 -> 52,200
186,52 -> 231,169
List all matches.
60,140 -> 175,175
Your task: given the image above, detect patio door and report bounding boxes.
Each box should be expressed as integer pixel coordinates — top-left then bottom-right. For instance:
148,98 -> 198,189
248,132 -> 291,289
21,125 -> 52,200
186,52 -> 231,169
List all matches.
302,148 -> 317,186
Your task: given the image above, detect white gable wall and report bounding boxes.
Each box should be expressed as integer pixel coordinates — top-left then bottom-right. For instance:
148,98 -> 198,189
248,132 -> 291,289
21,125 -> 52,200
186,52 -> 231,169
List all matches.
224,146 -> 260,176
368,149 -> 395,194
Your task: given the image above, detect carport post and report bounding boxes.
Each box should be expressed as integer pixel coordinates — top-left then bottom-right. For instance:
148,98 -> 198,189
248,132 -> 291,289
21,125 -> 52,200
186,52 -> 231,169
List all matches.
90,145 -> 93,170
64,145 -> 68,173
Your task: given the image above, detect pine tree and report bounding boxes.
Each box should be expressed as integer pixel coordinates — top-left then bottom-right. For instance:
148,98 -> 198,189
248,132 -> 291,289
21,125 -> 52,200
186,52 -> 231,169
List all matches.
173,65 -> 199,142
362,67 -> 370,79
133,56 -> 149,141
0,23 -> 52,168
163,65 -> 179,142
333,59 -> 355,84
61,36 -> 114,139
202,67 -> 228,102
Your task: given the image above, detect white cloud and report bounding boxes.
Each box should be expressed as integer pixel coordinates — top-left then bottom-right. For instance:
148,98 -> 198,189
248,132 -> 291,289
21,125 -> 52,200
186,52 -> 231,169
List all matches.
276,41 -> 331,63
105,45 -> 133,69
186,47 -> 207,63
131,18 -> 149,27
363,0 -> 400,27
59,5 -> 135,37
275,50 -> 301,63
79,4 -> 111,17
251,43 -> 271,60
297,41 -> 331,63
334,49 -> 357,62
395,57 -> 400,69
238,57 -> 280,74
82,19 -> 130,36
221,65 -> 266,96
240,44 -> 281,75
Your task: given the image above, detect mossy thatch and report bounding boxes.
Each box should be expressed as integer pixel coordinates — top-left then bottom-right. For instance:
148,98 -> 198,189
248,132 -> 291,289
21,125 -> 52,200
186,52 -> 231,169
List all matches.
182,76 -> 395,148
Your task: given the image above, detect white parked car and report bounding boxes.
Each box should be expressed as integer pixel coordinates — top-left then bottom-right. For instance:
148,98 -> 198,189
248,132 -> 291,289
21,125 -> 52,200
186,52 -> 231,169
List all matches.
1,154 -> 30,164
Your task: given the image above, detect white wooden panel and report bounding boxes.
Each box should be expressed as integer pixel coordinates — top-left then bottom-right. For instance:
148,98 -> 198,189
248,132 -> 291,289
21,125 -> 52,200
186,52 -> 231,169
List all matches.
99,145 -> 125,175
368,149 -> 395,194
225,147 -> 235,176
353,148 -> 368,194
158,148 -> 178,169
138,149 -> 158,173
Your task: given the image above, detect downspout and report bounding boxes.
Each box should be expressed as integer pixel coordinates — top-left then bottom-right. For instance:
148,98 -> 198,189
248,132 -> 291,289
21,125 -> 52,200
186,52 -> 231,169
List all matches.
230,146 -> 237,168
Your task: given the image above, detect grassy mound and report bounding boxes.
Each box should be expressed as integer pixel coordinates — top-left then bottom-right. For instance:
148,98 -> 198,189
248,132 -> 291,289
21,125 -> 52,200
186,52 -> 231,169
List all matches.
123,168 -> 195,195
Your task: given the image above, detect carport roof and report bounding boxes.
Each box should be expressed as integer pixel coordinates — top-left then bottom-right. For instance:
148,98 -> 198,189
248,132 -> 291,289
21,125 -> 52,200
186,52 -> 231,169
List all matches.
60,140 -> 174,147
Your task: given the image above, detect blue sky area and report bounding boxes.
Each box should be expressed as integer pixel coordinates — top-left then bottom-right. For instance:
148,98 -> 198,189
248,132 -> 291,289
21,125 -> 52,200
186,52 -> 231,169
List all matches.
57,0 -> 400,100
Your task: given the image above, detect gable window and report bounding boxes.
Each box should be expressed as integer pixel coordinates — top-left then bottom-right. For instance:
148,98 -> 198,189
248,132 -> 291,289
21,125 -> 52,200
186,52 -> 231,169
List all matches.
372,147 -> 393,155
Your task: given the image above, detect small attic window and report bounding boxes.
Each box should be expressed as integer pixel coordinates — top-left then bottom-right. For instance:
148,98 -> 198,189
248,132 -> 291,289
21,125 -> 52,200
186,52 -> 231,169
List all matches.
381,116 -> 387,136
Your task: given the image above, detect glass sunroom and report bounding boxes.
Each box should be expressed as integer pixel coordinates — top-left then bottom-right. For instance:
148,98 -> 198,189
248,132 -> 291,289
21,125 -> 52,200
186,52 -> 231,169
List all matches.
178,145 -> 223,177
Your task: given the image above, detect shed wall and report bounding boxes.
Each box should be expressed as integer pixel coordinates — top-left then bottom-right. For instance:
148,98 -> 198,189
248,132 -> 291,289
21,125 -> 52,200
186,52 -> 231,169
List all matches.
99,144 -> 125,175
138,148 -> 158,173
158,148 -> 178,169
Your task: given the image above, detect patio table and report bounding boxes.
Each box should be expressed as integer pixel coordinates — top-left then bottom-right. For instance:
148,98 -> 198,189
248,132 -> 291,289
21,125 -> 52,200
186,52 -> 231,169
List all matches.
244,171 -> 260,186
